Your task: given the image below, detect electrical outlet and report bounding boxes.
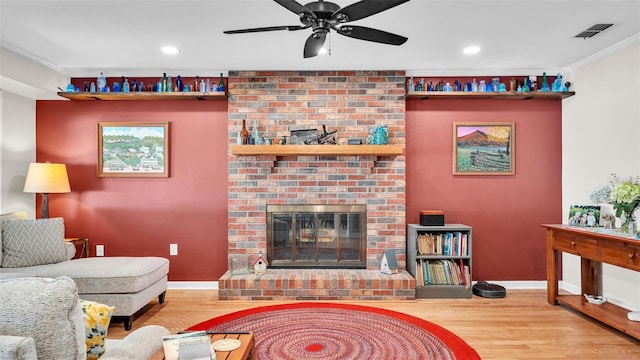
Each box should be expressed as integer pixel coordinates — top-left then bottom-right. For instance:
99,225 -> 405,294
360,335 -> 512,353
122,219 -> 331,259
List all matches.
96,245 -> 104,257
170,244 -> 178,256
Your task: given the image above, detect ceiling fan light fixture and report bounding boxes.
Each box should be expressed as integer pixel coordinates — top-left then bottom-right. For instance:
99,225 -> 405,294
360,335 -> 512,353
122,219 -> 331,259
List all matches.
463,46 -> 481,55
319,31 -> 331,55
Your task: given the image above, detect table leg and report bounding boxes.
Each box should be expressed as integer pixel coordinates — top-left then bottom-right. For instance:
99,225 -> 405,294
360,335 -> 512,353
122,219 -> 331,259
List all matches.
546,229 -> 559,305
580,257 -> 602,298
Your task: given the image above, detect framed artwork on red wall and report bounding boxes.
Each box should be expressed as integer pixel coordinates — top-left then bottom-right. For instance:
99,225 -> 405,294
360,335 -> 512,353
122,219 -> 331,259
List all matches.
97,122 -> 170,177
453,122 -> 515,175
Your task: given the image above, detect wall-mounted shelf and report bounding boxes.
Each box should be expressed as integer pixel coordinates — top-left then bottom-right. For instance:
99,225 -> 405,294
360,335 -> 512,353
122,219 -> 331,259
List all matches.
57,92 -> 227,101
231,144 -> 404,156
406,91 -> 575,100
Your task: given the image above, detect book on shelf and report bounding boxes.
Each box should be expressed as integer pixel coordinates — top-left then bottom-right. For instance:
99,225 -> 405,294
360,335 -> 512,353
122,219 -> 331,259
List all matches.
417,259 -> 469,287
417,232 -> 468,256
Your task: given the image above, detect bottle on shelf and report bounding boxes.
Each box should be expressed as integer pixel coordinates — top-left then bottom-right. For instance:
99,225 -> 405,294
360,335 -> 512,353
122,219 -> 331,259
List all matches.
206,78 -> 211,92
478,80 -> 486,92
471,78 -> 478,92
97,72 -> 106,92
167,75 -> 173,92
176,76 -> 183,92
540,72 -> 549,92
241,120 -> 249,145
199,79 -> 205,92
408,76 -> 414,92
252,121 -> 260,145
162,73 -> 168,92
521,77 -> 530,92
123,78 -> 130,92
218,73 -> 225,92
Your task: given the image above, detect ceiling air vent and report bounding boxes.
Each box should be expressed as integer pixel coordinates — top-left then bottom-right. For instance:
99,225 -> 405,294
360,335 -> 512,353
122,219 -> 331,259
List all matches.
574,24 -> 613,39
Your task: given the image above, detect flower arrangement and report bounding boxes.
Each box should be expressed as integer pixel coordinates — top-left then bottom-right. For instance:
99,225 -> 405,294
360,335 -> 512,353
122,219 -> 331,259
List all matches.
590,174 -> 640,232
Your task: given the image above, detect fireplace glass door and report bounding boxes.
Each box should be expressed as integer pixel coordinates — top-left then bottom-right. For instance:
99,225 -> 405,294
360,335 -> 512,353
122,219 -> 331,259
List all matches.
267,205 -> 366,268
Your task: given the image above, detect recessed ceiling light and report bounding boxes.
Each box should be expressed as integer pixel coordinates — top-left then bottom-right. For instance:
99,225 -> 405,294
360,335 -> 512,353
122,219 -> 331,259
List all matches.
161,46 -> 179,55
463,46 -> 481,55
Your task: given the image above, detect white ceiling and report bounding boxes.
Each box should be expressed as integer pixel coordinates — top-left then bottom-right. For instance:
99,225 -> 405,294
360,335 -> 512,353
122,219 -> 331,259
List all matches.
1,0 -> 639,78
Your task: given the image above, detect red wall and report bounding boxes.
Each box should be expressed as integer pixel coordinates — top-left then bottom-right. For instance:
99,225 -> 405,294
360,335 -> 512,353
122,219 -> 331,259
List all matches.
35,96 -> 562,282
36,100 -> 229,280
406,98 -> 563,281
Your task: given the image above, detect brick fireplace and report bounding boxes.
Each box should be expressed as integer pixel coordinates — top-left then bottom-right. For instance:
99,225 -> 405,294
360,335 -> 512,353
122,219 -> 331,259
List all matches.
220,70 -> 414,300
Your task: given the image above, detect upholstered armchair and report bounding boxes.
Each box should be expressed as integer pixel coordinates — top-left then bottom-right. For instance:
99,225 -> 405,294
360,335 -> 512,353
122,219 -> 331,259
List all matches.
0,276 -> 169,360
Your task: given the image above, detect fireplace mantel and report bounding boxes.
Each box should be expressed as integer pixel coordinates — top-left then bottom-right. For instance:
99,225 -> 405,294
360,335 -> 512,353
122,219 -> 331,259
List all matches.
231,144 -> 404,156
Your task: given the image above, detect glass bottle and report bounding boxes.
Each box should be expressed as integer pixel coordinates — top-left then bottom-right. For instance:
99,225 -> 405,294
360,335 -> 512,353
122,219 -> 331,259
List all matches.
541,72 -> 549,92
522,77 -> 530,92
252,121 -> 260,145
162,73 -> 168,92
199,79 -> 205,92
176,76 -> 183,92
241,120 -> 249,145
408,76 -> 414,92
471,78 -> 478,92
97,72 -> 106,92
167,75 -> 173,92
123,78 -> 130,92
218,73 -> 225,92
478,80 -> 486,92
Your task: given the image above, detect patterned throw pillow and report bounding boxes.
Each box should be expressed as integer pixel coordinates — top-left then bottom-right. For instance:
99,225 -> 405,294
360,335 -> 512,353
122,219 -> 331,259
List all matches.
80,299 -> 115,360
1,217 -> 66,267
0,210 -> 29,262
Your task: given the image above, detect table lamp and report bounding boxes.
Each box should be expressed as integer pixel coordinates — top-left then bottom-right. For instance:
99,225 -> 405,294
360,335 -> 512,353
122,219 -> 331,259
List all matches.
23,162 -> 71,218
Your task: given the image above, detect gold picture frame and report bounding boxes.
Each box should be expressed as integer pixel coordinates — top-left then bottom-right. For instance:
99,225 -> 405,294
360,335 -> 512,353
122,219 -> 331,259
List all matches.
453,122 -> 515,175
98,122 -> 170,177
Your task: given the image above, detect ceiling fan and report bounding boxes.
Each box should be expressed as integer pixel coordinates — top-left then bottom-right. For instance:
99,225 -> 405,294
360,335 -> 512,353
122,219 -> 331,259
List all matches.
223,0 -> 410,58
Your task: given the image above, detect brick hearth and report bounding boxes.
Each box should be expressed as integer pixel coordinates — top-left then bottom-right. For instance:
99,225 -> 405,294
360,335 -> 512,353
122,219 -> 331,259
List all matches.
219,269 -> 415,300
224,70 -> 408,300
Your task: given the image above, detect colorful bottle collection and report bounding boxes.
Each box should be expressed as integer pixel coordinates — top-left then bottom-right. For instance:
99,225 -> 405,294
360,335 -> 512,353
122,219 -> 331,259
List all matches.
407,74 -> 570,93
68,73 -> 227,93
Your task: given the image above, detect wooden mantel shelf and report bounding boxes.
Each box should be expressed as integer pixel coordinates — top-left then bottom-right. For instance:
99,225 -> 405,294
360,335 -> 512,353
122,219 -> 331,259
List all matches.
406,91 -> 575,100
231,144 -> 404,156
57,92 -> 227,100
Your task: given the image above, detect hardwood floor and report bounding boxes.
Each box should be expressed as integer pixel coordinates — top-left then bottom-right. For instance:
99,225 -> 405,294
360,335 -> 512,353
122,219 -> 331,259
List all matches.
108,289 -> 640,359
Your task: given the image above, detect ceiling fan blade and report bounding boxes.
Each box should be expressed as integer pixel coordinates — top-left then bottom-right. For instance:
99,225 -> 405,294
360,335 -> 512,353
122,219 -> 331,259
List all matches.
224,25 -> 307,34
333,0 -> 410,22
336,25 -> 407,45
274,0 -> 317,19
304,32 -> 327,58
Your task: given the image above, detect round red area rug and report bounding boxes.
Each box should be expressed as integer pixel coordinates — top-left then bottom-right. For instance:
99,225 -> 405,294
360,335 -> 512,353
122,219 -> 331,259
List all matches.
187,302 -> 480,360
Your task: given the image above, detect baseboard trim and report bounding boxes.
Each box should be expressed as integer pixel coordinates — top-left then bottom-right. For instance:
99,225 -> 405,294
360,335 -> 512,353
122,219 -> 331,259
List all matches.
167,281 -> 218,290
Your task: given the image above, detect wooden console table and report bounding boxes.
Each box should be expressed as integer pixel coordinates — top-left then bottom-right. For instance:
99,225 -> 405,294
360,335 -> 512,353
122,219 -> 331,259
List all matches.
544,224 -> 640,339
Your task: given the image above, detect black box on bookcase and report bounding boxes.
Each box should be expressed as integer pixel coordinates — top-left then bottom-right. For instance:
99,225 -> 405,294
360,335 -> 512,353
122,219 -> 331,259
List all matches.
420,210 -> 445,226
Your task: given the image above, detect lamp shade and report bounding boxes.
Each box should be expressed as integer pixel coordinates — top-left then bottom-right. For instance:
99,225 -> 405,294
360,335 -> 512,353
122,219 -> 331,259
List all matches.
23,163 -> 71,194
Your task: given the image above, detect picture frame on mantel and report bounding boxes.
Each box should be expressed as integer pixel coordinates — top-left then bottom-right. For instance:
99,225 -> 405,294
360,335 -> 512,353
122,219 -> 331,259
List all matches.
98,122 -> 170,177
453,122 -> 515,175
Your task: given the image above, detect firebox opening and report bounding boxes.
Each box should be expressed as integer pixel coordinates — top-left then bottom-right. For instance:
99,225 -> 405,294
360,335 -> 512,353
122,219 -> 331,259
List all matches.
267,204 -> 367,268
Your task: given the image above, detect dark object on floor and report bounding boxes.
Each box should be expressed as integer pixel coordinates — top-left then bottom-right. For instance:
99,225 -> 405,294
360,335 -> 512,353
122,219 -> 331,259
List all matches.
472,281 -> 506,298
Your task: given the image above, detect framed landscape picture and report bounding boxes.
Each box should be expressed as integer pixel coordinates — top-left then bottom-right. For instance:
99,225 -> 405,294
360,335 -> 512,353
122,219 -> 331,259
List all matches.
98,122 -> 169,177
453,122 -> 515,175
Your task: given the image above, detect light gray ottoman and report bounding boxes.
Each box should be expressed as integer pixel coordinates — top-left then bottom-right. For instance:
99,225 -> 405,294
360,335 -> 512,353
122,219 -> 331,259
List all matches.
5,257 -> 169,330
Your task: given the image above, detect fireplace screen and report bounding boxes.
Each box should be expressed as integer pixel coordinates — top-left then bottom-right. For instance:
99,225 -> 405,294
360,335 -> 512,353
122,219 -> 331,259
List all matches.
267,204 -> 366,268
